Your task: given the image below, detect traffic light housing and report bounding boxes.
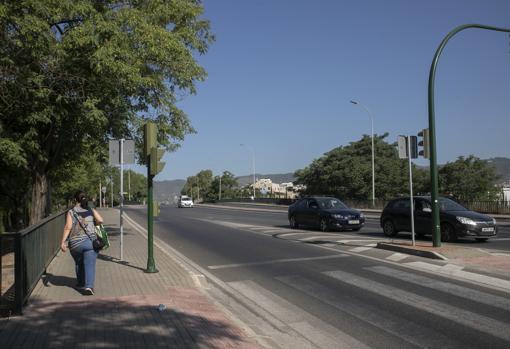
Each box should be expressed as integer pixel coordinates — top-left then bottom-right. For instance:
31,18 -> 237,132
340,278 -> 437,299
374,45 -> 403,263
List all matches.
418,128 -> 430,158
144,122 -> 157,158
150,147 -> 165,176
409,136 -> 418,159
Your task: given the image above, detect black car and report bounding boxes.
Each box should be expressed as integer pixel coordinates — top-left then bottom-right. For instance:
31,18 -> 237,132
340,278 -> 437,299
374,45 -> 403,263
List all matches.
288,197 -> 365,232
380,196 -> 497,242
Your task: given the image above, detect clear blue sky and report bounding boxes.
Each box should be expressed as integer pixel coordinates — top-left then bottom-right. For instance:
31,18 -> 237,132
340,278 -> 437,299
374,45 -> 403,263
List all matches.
132,0 -> 510,180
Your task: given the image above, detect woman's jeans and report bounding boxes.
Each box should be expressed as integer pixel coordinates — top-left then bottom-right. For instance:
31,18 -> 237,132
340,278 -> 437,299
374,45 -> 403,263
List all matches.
70,239 -> 98,289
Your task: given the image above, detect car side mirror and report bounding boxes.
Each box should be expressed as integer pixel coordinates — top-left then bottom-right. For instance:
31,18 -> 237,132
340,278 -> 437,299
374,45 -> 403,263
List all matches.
423,207 -> 432,213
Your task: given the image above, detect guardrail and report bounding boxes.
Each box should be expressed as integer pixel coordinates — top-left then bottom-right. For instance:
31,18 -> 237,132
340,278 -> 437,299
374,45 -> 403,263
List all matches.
215,198 -> 510,215
0,211 -> 66,315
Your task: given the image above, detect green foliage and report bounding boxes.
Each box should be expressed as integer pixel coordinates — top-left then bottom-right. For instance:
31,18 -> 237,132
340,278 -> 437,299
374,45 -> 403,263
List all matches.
439,155 -> 499,201
182,170 -> 240,201
295,134 -> 428,200
209,171 -> 238,200
0,0 -> 213,223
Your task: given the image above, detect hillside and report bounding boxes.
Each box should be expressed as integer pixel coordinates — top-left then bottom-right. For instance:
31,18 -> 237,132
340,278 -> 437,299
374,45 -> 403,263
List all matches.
487,157 -> 510,183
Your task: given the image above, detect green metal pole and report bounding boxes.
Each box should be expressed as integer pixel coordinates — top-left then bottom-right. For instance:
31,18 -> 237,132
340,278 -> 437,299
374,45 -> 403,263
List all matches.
146,163 -> 158,273
428,24 -> 510,247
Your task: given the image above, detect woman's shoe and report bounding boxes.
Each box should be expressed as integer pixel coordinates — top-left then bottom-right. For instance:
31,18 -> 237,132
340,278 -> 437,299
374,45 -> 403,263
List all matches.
83,287 -> 94,295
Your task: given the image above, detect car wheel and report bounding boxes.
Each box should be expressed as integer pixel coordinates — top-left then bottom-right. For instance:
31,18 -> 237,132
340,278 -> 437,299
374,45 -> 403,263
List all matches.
320,218 -> 329,232
289,216 -> 299,229
475,238 -> 488,242
441,223 -> 457,242
383,220 -> 397,237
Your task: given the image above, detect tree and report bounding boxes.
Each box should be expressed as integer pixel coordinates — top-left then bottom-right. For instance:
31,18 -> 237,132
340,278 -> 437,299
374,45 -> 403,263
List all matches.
209,171 -> 238,200
295,134 -> 424,201
439,155 -> 499,202
0,0 -> 214,224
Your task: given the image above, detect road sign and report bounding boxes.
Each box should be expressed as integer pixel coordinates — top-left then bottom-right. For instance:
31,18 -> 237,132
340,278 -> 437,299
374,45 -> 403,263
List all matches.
123,140 -> 135,164
109,140 -> 119,166
109,139 -> 135,166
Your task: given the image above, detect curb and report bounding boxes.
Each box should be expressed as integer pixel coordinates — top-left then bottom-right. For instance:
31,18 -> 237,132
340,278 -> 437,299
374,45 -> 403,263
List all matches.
376,242 -> 448,260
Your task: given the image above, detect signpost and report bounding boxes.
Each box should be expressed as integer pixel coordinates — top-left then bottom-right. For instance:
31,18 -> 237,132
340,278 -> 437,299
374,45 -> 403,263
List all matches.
398,135 -> 417,246
108,139 -> 135,260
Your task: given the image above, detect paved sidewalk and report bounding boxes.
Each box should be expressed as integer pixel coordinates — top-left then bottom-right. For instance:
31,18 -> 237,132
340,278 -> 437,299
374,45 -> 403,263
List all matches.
0,209 -> 260,349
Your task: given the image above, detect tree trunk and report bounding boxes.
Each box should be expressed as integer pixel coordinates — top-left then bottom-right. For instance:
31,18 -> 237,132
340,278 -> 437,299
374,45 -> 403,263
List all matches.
29,171 -> 48,225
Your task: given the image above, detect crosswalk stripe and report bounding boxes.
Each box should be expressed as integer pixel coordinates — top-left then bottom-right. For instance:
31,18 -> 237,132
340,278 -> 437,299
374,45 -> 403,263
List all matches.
405,261 -> 510,292
277,275 -> 459,348
367,265 -> 510,312
385,253 -> 409,261
228,280 -> 371,349
323,270 -> 510,342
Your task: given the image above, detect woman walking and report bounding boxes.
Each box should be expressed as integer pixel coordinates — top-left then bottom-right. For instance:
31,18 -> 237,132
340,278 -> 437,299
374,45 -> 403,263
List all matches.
60,190 -> 104,295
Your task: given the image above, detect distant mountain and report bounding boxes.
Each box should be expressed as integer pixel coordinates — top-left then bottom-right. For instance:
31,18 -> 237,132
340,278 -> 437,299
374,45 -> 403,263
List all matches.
236,173 -> 296,186
486,157 -> 510,183
154,179 -> 186,201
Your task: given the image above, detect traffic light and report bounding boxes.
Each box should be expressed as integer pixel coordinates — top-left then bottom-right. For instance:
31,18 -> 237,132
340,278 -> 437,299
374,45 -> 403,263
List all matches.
418,128 -> 430,158
143,122 -> 157,158
153,200 -> 160,217
150,147 -> 165,176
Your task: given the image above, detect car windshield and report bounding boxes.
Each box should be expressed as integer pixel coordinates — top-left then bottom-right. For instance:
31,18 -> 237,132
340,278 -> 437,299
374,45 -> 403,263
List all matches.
438,198 -> 467,211
317,198 -> 347,210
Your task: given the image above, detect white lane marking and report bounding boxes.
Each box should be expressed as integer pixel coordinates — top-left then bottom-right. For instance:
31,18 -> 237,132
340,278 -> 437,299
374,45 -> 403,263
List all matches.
367,265 -> 510,312
337,239 -> 380,244
249,226 -> 276,230
277,232 -> 308,237
277,275 -> 459,348
385,253 -> 409,262
261,229 -> 289,233
228,280 -> 371,349
324,270 -> 510,342
299,235 -> 339,241
405,261 -> 510,292
207,254 -> 349,270
349,244 -> 377,253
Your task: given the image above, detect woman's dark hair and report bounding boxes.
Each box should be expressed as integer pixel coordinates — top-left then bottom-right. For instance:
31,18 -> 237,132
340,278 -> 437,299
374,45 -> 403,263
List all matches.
74,190 -> 87,203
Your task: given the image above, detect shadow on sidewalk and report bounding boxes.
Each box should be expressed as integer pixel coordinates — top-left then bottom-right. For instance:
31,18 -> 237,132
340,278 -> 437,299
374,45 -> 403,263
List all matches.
0,297 -> 255,349
97,254 -> 146,272
102,225 -> 132,237
41,273 -> 82,294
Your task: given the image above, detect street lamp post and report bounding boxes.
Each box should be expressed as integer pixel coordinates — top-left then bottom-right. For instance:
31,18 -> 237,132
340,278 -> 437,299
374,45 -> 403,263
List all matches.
240,144 -> 256,199
219,173 -> 222,201
350,100 -> 375,208
427,24 -> 510,247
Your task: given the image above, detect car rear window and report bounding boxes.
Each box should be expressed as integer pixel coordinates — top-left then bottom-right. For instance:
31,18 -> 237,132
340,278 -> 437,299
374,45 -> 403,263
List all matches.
394,199 -> 410,209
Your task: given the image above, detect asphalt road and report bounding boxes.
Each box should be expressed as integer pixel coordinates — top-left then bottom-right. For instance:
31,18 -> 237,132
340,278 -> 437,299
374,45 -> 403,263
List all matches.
125,205 -> 510,349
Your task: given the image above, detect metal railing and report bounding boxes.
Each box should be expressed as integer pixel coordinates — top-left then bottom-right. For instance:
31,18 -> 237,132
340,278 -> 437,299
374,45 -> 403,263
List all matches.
213,198 -> 510,215
461,201 -> 510,215
0,211 -> 66,314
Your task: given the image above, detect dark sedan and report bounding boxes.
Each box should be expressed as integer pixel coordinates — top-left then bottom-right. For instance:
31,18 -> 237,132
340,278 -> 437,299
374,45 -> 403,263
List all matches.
288,197 -> 365,232
380,196 -> 497,242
